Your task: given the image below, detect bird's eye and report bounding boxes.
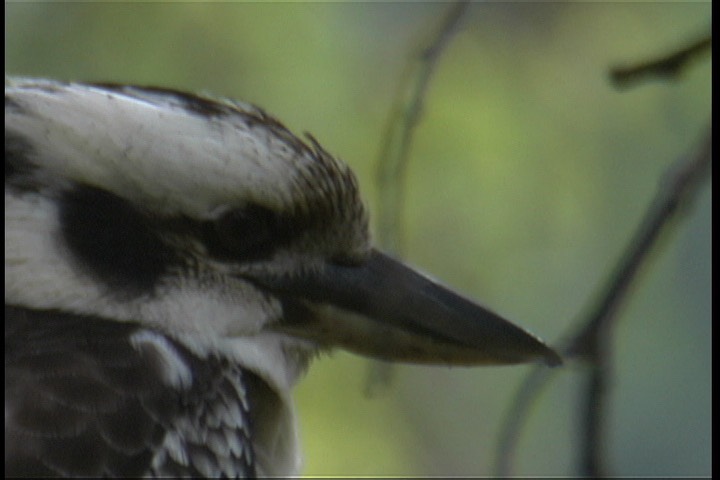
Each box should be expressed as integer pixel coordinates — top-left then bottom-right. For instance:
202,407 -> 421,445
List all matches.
207,204 -> 280,261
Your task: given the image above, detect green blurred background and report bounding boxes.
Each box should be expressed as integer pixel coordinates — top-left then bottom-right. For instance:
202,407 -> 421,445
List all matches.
6,2 -> 711,476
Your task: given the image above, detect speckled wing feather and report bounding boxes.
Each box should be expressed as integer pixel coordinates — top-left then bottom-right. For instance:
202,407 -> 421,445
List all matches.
4,305 -> 256,478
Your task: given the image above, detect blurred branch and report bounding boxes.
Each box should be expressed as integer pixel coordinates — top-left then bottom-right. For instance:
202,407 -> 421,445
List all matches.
569,126 -> 712,360
571,125 -> 711,476
495,36 -> 711,473
375,0 -> 469,255
610,34 -> 711,88
494,362 -> 560,475
366,1 -> 470,396
495,123 -> 711,477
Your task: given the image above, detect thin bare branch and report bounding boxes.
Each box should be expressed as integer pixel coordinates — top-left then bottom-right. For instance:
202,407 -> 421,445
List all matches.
570,128 -> 711,359
493,364 -> 559,475
573,126 -> 711,476
610,34 -> 711,88
366,2 -> 470,396
375,1 -> 469,255
494,125 -> 711,476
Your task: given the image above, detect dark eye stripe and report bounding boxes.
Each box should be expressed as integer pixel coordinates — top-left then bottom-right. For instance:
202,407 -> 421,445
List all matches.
209,205 -> 278,259
59,185 -> 179,298
59,183 -> 315,297
58,182 -> 329,298
202,203 -> 307,262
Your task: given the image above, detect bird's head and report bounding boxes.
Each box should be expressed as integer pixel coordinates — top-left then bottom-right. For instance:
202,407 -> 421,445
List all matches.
6,77 -> 560,373
6,78 -> 560,473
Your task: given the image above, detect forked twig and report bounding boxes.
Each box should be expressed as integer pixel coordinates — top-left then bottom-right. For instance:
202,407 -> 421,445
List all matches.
495,124 -> 711,476
496,29 -> 710,474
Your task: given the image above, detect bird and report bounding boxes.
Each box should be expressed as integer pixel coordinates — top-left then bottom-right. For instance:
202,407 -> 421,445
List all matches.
5,77 -> 561,477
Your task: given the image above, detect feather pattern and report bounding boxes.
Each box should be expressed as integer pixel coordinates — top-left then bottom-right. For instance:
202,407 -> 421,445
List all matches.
5,306 -> 256,477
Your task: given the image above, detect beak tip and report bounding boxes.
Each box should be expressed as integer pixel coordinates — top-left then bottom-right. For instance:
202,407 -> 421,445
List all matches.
522,333 -> 563,367
542,348 -> 563,367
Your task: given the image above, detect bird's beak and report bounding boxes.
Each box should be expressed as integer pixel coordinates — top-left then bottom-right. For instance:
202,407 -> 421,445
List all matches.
261,249 -> 561,367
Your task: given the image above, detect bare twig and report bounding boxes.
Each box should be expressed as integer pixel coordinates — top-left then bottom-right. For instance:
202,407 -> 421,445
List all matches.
494,363 -> 559,475
496,33 -> 711,475
375,0 -> 469,255
366,1 -> 470,396
610,34 -> 711,88
572,125 -> 711,476
494,125 -> 711,476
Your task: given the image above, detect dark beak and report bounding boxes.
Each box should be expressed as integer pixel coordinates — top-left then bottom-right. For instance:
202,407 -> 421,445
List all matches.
261,249 -> 561,367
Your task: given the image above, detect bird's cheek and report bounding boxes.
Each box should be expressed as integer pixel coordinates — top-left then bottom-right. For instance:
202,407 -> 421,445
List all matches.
223,281 -> 285,337
137,277 -> 284,338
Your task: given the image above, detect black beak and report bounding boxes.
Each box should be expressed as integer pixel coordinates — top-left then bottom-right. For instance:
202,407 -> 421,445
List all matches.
262,249 -> 561,367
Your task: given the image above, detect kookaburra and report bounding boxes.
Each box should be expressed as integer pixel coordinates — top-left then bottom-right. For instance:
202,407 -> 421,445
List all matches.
5,77 -> 561,477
